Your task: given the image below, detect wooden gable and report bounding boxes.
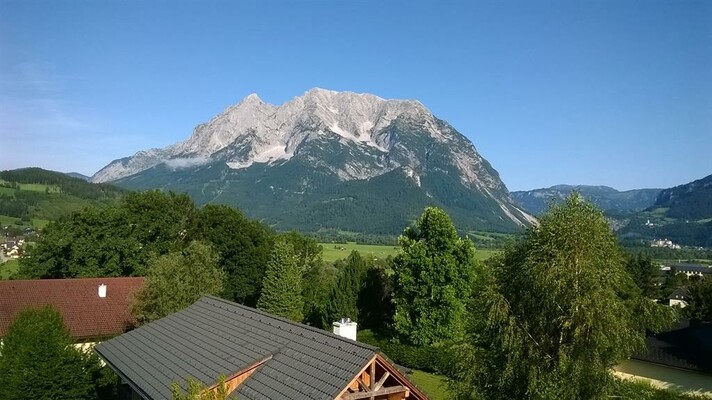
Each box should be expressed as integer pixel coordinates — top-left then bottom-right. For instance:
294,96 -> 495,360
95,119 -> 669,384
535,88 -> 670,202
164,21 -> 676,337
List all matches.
337,354 -> 429,400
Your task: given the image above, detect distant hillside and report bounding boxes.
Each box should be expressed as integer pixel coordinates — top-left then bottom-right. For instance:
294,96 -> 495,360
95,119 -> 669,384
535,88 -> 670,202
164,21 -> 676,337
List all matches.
0,167 -> 127,230
617,174 -> 712,248
650,174 -> 712,219
511,185 -> 661,216
65,172 -> 90,181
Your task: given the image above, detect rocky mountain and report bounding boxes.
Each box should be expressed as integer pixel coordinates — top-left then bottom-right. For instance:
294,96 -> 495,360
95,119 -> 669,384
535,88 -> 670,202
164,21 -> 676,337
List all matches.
511,185 -> 661,216
93,88 -> 535,234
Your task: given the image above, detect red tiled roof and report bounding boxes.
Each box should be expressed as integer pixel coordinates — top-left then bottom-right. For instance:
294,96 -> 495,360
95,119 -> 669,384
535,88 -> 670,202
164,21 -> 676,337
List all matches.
0,277 -> 145,340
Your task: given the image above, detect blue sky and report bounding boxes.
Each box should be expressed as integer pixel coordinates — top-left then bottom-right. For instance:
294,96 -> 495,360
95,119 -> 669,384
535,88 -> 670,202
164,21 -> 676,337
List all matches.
0,0 -> 709,191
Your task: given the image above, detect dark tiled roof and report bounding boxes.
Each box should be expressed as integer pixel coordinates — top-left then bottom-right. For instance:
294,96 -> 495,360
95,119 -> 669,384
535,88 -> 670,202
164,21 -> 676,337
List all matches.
95,295 -> 378,400
668,287 -> 690,300
0,277 -> 144,340
672,264 -> 712,274
633,319 -> 712,373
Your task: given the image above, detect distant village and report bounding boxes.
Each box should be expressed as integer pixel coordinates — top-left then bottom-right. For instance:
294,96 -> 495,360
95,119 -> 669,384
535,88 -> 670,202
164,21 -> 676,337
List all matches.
0,226 -> 37,261
651,238 -> 682,249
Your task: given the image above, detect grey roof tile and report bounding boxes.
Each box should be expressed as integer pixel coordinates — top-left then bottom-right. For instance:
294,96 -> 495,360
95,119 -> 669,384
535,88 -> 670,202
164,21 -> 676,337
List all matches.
95,295 -> 377,400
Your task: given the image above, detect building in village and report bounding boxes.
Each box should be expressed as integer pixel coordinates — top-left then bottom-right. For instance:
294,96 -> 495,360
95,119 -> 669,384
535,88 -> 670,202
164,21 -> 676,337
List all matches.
671,264 -> 712,279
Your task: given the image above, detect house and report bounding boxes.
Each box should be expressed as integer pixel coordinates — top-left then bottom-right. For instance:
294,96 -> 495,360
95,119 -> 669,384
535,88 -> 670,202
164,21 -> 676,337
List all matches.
614,319 -> 712,396
667,287 -> 690,308
0,277 -> 145,344
95,295 -> 429,400
672,264 -> 712,279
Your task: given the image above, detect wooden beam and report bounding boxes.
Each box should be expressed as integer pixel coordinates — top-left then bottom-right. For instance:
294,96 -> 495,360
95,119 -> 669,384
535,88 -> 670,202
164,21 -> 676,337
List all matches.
374,354 -> 429,400
374,371 -> 390,391
356,378 -> 370,392
342,385 -> 408,400
369,361 -> 376,400
334,354 -> 378,400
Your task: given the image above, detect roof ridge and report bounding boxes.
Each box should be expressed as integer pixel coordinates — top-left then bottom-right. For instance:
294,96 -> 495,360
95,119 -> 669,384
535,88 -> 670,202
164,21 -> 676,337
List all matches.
201,295 -> 379,352
1,277 -> 145,283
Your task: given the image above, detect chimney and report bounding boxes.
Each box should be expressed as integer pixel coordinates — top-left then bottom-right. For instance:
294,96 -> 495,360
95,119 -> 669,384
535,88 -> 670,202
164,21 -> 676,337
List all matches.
98,284 -> 107,298
332,317 -> 357,341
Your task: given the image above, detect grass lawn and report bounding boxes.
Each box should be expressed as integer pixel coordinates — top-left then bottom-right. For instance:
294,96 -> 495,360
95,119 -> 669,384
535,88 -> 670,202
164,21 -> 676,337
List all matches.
1,259 -> 20,279
320,242 -> 500,263
0,214 -> 23,226
408,370 -> 450,400
473,248 -> 500,260
31,218 -> 50,229
320,242 -> 399,262
18,183 -> 60,192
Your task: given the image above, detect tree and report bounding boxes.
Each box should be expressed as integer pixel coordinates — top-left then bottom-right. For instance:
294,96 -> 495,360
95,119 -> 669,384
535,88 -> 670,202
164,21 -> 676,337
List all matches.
301,260 -> 337,328
0,307 -> 98,400
687,277 -> 712,323
188,204 -> 273,306
625,253 -> 659,299
171,376 -> 229,400
357,258 -> 395,333
276,231 -> 328,324
278,230 -> 323,273
257,240 -> 304,322
133,241 -> 226,324
662,268 -> 689,297
391,207 -> 477,346
324,251 -> 368,326
447,194 -> 676,400
18,190 -> 196,279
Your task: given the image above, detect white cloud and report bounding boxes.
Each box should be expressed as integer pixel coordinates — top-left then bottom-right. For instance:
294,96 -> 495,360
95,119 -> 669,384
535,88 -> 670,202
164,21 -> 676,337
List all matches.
163,157 -> 210,170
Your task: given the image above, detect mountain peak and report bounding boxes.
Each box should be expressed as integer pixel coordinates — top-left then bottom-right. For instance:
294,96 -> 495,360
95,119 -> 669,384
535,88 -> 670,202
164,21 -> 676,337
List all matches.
241,93 -> 263,104
305,87 -> 338,96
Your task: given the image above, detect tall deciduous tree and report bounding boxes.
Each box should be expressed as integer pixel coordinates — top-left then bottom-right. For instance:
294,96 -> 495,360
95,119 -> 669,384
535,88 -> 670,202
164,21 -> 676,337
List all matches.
18,190 -> 196,279
257,240 -> 304,322
188,204 -> 273,306
0,307 -> 98,400
447,194 -> 676,400
392,207 -> 477,346
133,241 -> 226,324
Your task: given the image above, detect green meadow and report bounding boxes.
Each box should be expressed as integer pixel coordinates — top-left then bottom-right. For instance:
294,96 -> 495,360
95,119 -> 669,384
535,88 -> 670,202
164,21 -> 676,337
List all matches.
319,242 -> 499,263
320,242 -> 400,262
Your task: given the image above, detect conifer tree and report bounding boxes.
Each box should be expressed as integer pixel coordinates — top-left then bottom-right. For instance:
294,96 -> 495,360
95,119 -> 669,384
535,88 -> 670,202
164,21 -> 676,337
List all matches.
0,306 -> 98,400
392,207 -> 477,346
257,240 -> 304,322
324,251 -> 368,325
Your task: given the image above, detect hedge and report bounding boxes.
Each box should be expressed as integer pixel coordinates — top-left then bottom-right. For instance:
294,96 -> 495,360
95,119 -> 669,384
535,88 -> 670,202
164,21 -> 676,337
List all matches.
357,330 -> 451,374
